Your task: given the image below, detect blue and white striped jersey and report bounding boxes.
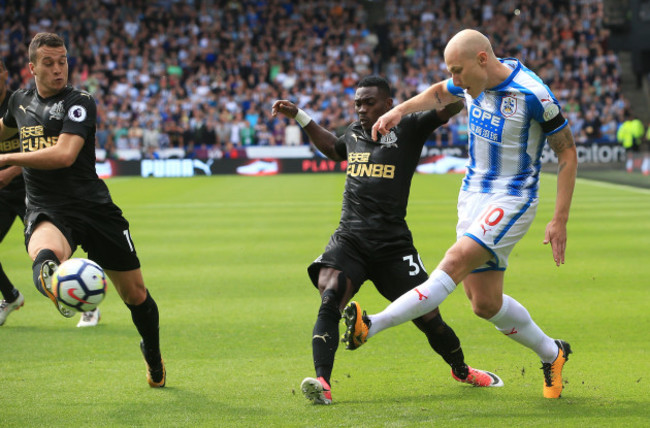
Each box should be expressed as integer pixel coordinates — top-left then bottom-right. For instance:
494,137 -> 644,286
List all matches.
446,58 -> 567,198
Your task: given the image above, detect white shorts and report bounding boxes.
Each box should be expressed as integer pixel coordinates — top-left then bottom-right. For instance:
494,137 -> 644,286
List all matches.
456,190 -> 538,272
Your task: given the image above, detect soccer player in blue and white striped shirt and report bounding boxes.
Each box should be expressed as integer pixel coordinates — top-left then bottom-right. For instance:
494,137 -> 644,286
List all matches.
342,29 -> 577,399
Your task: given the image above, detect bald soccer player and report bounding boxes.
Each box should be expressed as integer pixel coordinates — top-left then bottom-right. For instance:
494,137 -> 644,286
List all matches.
342,29 -> 577,399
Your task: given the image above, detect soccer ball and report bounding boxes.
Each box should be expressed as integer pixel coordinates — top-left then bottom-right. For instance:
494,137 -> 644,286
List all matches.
52,258 -> 107,312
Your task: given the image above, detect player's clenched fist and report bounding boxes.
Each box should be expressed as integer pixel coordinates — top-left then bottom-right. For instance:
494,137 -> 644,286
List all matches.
271,100 -> 298,119
371,110 -> 401,141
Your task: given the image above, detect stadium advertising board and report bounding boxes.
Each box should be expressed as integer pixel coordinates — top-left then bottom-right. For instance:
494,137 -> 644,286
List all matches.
95,143 -> 626,178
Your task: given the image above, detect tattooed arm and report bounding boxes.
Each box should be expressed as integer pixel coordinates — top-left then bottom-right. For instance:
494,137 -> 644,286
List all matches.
544,126 -> 578,266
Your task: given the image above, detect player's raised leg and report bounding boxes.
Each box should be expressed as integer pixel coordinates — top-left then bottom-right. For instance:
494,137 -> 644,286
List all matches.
27,221 -> 75,317
344,238 -> 493,348
343,269 -> 457,349
343,301 -> 503,387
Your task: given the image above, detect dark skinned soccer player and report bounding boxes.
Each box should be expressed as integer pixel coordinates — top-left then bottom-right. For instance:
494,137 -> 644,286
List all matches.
272,75 -> 503,405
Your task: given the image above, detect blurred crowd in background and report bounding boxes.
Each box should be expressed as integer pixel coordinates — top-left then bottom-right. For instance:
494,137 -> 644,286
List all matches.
0,0 -> 633,160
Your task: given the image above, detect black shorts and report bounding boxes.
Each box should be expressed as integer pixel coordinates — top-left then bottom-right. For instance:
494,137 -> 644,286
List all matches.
24,201 -> 140,271
0,190 -> 26,241
307,230 -> 429,302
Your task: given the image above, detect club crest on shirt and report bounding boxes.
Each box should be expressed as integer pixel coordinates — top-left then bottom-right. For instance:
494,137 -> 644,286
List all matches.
379,130 -> 398,148
49,101 -> 65,121
500,96 -> 517,117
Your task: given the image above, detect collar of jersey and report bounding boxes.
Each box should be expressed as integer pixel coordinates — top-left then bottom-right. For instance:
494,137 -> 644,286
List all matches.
491,58 -> 521,91
36,85 -> 72,101
352,122 -> 372,141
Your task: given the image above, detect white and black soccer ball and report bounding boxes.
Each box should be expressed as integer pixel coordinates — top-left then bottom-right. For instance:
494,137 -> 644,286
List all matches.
52,258 -> 107,312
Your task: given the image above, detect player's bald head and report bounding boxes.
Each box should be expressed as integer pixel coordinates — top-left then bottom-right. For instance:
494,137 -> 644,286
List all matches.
444,29 -> 494,61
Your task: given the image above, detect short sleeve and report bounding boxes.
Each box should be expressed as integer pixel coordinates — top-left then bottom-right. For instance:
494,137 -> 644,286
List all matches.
2,93 -> 17,128
446,78 -> 465,98
62,91 -> 97,139
334,134 -> 347,159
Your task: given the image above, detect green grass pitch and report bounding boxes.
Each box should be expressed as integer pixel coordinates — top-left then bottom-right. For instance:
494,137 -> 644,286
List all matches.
0,173 -> 648,427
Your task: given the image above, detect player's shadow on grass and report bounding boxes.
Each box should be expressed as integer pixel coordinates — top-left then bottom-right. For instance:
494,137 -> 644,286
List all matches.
337,389 -> 647,423
106,387 -> 252,425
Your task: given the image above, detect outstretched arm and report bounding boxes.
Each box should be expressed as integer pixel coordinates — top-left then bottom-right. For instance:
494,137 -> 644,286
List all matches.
544,126 -> 577,266
0,133 -> 85,169
436,100 -> 465,122
271,100 -> 343,161
372,81 -> 457,140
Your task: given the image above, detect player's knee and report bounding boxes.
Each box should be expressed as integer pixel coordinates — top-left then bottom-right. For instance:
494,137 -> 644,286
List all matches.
440,247 -> 470,278
317,269 -> 337,294
413,309 -> 444,334
441,240 -> 491,279
471,299 -> 500,319
320,288 -> 338,308
115,282 -> 147,305
318,270 -> 348,308
414,307 -> 441,324
29,246 -> 66,264
123,288 -> 147,306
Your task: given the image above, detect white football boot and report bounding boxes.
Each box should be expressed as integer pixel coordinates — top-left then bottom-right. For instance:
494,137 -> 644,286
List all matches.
77,307 -> 101,327
0,292 -> 25,326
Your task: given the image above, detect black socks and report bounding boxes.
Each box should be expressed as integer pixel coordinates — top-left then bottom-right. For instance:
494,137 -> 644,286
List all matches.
0,262 -> 19,302
312,289 -> 341,384
415,313 -> 469,379
126,289 -> 161,362
31,249 -> 60,297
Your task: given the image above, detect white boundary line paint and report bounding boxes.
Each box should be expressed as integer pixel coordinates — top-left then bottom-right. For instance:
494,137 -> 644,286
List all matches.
575,177 -> 650,195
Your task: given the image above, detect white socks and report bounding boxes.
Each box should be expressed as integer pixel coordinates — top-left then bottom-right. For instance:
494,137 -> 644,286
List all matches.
367,269 -> 456,338
488,294 -> 558,362
365,274 -> 559,363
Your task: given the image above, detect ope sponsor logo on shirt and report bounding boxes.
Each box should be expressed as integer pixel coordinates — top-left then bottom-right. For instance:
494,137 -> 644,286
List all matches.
469,105 -> 504,143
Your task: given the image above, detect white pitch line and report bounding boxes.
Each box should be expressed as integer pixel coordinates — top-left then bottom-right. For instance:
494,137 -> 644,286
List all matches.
576,177 -> 650,195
